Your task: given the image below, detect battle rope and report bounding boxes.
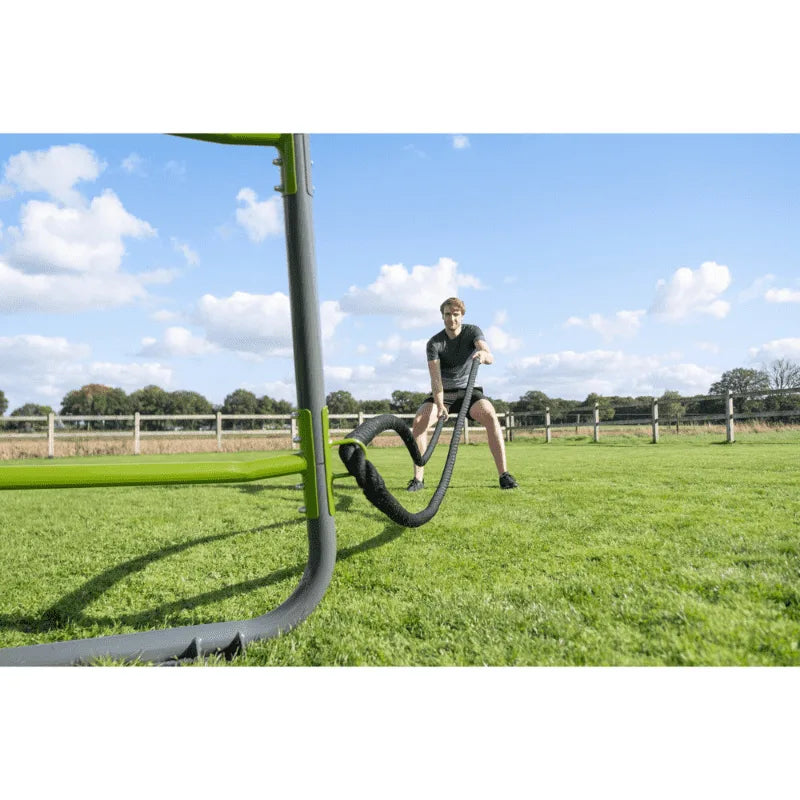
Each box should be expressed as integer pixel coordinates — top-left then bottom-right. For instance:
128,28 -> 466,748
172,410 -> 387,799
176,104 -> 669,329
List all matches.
338,356 -> 480,527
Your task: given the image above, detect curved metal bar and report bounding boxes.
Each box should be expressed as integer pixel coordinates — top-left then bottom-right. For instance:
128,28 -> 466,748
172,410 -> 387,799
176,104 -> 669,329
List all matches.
0,134 -> 335,666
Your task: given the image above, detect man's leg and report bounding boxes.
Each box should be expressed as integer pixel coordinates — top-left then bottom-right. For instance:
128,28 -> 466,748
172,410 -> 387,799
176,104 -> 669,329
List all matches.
410,402 -> 439,483
469,399 -> 511,476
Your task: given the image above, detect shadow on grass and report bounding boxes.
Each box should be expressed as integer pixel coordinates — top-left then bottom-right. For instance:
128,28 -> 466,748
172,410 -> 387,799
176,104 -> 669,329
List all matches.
0,489 -> 403,637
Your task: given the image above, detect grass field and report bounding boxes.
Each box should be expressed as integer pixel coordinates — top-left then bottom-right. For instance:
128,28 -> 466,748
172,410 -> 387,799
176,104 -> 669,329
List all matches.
0,432 -> 798,665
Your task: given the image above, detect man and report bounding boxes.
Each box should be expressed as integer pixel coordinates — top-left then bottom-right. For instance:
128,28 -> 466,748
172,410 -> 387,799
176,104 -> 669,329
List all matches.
407,297 -> 518,491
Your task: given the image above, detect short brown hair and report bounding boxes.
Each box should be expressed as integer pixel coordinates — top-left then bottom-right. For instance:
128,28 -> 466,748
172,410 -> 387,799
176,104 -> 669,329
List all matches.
440,297 -> 465,315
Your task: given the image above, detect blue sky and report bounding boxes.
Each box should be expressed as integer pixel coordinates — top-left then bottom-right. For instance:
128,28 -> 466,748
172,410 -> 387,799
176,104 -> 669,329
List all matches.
1,133 -> 799,411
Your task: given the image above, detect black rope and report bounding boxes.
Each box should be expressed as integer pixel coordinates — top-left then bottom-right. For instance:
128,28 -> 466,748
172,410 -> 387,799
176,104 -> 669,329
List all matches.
339,357 -> 480,527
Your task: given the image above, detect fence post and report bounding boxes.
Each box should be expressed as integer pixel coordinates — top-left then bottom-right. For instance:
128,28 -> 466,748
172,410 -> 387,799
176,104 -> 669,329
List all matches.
358,411 -> 364,426
47,412 -> 55,459
651,398 -> 659,444
545,407 -> 551,443
726,390 -> 735,443
464,415 -> 470,445
291,413 -> 299,450
593,403 -> 600,442
216,411 -> 223,452
134,411 -> 141,455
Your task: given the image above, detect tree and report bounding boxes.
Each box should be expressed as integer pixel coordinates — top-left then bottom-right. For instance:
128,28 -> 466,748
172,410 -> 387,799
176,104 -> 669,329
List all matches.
325,390 -> 359,415
491,397 -> 510,414
167,390 -> 213,429
390,390 -> 428,414
764,358 -> 800,390
222,389 -> 258,415
221,389 -> 258,430
583,393 -> 615,421
709,368 -> 770,413
129,385 -> 171,430
512,390 -> 550,413
0,389 -> 7,416
360,399 -> 391,414
9,403 -> 54,432
129,385 -> 171,414
658,390 -> 686,422
60,384 -> 131,429
709,368 -> 770,396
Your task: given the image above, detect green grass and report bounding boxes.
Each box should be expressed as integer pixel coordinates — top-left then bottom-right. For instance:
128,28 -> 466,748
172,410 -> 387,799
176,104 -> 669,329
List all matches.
1,435 -> 799,665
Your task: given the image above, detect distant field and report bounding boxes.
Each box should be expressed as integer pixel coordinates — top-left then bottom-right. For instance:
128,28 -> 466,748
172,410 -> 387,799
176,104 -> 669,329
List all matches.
0,434 -> 798,665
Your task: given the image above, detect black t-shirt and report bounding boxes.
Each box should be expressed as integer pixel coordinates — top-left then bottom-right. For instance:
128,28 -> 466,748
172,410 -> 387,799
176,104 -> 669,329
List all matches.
425,323 -> 485,389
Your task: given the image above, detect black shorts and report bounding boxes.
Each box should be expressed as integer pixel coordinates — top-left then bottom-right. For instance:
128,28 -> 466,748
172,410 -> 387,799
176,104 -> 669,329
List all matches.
422,386 -> 486,419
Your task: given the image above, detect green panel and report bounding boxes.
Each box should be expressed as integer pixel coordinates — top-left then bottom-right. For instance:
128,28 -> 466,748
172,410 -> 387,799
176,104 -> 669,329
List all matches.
322,407 -> 335,516
296,409 -> 318,519
171,133 -> 297,194
0,454 -> 306,491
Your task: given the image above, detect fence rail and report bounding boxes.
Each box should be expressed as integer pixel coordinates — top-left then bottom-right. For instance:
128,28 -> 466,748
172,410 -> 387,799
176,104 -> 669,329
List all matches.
2,388 -> 799,458
0,410 -> 514,458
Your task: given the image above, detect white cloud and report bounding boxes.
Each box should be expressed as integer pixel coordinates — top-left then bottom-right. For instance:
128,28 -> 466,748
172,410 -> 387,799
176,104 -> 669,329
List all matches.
452,135 -> 470,149
765,287 -> 800,303
0,153 -> 162,311
121,153 -> 146,175
196,291 -> 292,356
193,291 -> 345,358
339,257 -> 484,328
235,188 -> 283,242
565,309 -> 645,340
325,364 -> 377,383
738,273 -> 775,302
164,160 -> 186,178
485,324 -> 521,353
506,349 -> 719,398
748,338 -> 800,361
2,144 -> 105,207
0,261 -> 152,312
171,236 -> 199,266
0,333 -> 173,409
695,340 -> 720,354
85,361 -> 173,390
151,309 -> 181,322
321,300 -> 347,340
139,327 -> 218,357
493,310 -> 508,326
650,261 -> 731,321
5,190 -> 156,275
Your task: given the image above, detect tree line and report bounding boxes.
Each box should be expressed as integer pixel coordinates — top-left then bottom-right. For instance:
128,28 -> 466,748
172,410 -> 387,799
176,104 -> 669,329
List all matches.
1,359 -> 798,431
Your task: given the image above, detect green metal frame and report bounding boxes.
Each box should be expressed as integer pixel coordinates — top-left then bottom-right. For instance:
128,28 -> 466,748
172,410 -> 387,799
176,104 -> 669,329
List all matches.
0,134 -> 336,666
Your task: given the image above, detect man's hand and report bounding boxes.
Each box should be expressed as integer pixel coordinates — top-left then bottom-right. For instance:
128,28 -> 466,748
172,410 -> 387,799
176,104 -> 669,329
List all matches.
437,404 -> 449,421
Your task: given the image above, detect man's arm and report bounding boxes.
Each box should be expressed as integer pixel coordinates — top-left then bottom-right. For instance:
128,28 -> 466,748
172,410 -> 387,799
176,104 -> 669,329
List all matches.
473,338 -> 494,365
427,359 -> 447,418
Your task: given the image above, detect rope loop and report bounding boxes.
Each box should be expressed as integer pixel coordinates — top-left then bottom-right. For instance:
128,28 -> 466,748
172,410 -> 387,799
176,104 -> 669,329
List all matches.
339,357 -> 480,527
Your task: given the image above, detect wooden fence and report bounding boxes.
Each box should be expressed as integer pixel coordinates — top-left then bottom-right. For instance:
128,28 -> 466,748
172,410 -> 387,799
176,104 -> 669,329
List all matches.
2,388 -> 798,458
508,388 -> 800,444
0,411 -> 513,458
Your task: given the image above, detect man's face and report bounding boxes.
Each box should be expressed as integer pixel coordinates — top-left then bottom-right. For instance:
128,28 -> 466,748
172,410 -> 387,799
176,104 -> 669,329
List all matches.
442,305 -> 463,333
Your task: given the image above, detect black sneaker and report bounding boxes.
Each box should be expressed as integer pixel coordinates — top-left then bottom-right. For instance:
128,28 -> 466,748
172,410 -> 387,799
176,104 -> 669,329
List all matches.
499,472 -> 518,490
406,478 -> 425,492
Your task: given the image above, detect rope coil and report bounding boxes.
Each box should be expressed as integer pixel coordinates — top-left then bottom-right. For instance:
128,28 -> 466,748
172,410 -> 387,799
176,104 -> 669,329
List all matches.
339,357 -> 480,527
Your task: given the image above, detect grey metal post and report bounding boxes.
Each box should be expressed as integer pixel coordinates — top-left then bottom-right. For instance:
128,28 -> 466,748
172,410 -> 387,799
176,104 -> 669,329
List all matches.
545,407 -> 551,443
280,133 -> 337,631
651,398 -> 659,444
